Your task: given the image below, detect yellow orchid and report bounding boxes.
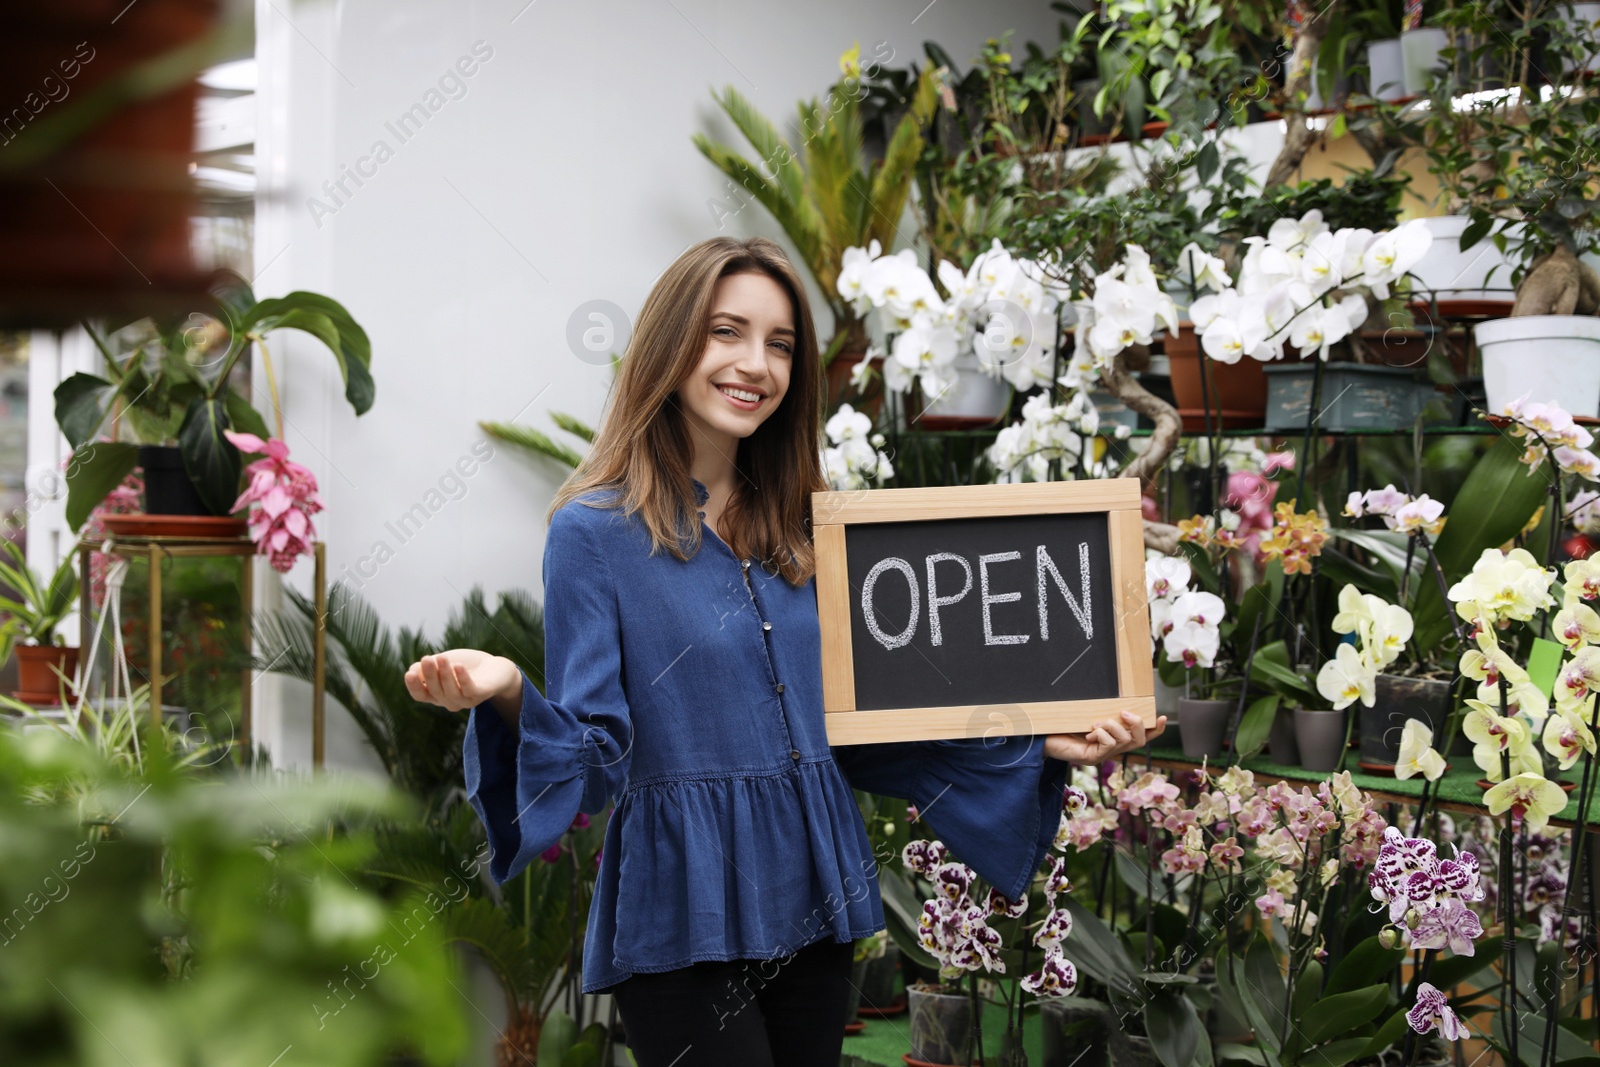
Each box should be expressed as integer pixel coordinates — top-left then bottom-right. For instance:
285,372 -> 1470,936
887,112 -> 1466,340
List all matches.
1556,646 -> 1600,711
1484,772 -> 1569,834
1447,547 -> 1557,626
1542,706 -> 1597,770
1395,718 -> 1447,781
1463,701 -> 1541,781
1563,557 -> 1600,606
1553,603 -> 1600,650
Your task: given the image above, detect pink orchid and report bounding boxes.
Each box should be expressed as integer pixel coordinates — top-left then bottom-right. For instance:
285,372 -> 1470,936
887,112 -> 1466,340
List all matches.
224,430 -> 323,573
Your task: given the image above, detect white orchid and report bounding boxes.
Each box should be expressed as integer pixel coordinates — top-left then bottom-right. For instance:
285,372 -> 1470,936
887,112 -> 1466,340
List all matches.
1396,719 -> 1448,782
1175,242 -> 1231,293
1317,642 -> 1378,710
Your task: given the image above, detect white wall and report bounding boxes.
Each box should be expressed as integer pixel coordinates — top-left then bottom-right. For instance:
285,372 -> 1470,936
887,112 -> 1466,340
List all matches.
252,0 -> 1066,769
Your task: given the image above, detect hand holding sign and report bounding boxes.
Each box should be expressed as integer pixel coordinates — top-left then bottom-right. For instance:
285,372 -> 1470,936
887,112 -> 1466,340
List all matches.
1044,709 -> 1169,764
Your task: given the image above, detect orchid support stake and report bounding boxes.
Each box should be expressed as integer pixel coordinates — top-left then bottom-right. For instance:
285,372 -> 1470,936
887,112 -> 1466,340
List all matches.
1223,614 -> 1265,767
1537,689 -> 1600,1067
971,969 -> 986,1067
1497,675 -> 1520,1067
1292,355 -> 1324,510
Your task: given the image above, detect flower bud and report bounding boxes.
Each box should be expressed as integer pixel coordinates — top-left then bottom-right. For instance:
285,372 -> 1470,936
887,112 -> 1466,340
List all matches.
1404,907 -> 1422,930
1378,926 -> 1401,950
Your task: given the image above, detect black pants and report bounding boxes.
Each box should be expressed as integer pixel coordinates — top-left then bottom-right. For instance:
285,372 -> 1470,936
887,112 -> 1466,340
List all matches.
610,935 -> 856,1067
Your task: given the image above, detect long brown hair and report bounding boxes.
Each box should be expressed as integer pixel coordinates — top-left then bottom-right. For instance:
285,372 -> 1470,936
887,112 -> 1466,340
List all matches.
547,236 -> 827,586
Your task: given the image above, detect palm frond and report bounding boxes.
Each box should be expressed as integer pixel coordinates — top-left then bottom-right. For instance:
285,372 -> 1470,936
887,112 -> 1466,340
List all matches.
480,420 -> 584,469
546,411 -> 595,445
711,85 -> 807,214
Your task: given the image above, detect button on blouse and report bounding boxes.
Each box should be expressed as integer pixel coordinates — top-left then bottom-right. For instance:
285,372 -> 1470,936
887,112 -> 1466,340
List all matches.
462,480 -> 1071,994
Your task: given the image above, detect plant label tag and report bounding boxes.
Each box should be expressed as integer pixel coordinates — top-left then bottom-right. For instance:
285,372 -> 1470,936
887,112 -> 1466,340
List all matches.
1527,637 -> 1564,700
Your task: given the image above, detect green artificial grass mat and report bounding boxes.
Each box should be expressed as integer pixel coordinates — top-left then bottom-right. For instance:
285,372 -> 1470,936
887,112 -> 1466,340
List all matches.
1142,744 -> 1600,826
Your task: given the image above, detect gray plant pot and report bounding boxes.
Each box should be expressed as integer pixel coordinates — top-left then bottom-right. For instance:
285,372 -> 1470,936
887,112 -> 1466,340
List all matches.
1177,698 -> 1232,758
1040,997 -> 1111,1067
844,957 -> 867,1025
858,941 -> 900,1011
1269,708 -> 1300,765
1359,674 -> 1453,771
1116,1034 -> 1164,1067
1294,708 -> 1349,772
906,986 -> 973,1065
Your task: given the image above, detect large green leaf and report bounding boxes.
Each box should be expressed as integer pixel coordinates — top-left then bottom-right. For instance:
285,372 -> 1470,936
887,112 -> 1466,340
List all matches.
1323,936 -> 1404,997
1234,933 -> 1289,1054
1061,896 -> 1140,996
1358,1009 -> 1410,1059
1146,989 -> 1208,1067
537,1010 -> 578,1067
64,441 -> 139,532
1301,1038 -> 1373,1067
1299,984 -> 1389,1046
1413,436 -> 1550,648
1426,937 -> 1502,990
1494,1009 -> 1600,1066
54,372 -> 116,449
1250,639 -> 1318,706
1234,694 -> 1280,761
177,398 -> 241,516
243,292 -> 376,415
223,391 -> 272,441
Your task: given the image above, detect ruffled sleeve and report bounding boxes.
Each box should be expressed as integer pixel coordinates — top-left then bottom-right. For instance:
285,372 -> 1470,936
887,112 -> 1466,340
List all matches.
463,505 -> 633,886
831,736 -> 1071,902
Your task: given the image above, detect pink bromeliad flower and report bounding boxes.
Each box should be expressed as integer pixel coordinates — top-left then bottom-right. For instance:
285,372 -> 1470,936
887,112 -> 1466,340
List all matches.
224,431 -> 323,573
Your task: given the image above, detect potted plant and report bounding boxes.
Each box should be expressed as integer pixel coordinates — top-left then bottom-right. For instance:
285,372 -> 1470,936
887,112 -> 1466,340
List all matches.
693,46 -> 940,409
1174,209 -> 1434,433
838,238 -> 1071,432
1146,554 -> 1231,756
1413,3 -> 1600,413
843,930 -> 889,1033
54,272 -> 372,533
898,835 -> 1082,1067
1337,486 -> 1465,770
0,536 -> 80,705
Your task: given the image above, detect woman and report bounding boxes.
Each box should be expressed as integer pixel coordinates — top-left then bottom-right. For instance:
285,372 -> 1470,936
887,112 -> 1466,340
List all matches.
403,236 -> 1165,1067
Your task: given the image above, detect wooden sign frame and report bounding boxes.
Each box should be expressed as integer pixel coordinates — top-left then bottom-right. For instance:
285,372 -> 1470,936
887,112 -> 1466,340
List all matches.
813,478 -> 1156,745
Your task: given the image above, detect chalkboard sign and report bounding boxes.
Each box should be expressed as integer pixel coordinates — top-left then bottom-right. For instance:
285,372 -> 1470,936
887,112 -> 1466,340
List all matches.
813,479 -> 1155,745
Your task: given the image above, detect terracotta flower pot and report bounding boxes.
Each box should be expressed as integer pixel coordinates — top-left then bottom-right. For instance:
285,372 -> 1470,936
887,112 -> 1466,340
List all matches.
824,349 -> 885,423
15,645 -> 79,705
1177,697 -> 1232,758
1294,708 -> 1349,773
1164,324 -> 1268,430
103,514 -> 248,539
906,986 -> 973,1066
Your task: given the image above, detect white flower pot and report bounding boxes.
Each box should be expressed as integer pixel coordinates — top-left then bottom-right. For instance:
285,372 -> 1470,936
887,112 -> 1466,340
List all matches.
1367,38 -> 1406,101
1562,4 -> 1600,72
920,352 -> 1012,428
1401,28 -> 1449,94
1474,314 -> 1600,417
1409,216 -> 1517,302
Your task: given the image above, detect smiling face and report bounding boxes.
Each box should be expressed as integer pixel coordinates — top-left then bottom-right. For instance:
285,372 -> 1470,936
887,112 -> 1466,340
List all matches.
675,270 -> 795,456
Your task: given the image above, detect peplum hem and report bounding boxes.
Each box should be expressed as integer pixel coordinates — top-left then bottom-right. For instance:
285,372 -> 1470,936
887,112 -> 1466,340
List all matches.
581,757 -> 888,994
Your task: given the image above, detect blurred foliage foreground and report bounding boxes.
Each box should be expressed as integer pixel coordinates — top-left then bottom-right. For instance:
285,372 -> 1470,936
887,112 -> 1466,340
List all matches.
0,714 -> 471,1067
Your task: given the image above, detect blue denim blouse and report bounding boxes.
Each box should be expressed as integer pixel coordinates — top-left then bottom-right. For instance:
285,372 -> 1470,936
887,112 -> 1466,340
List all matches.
463,479 -> 1072,993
